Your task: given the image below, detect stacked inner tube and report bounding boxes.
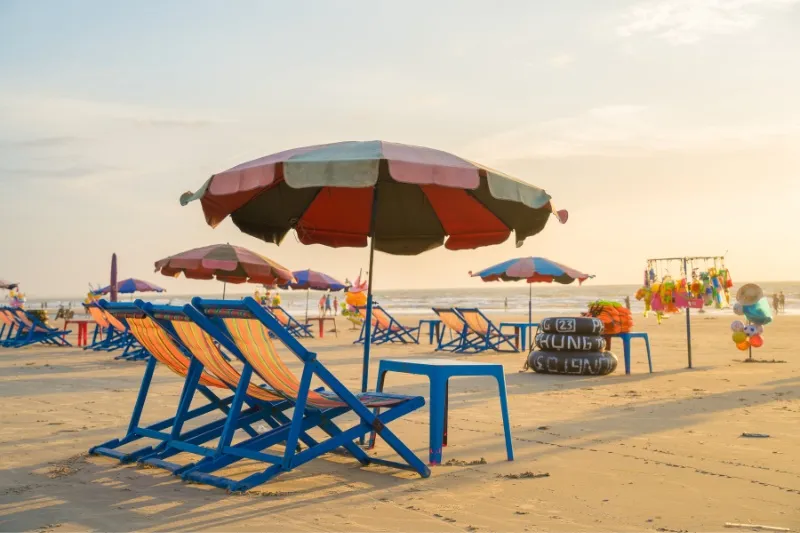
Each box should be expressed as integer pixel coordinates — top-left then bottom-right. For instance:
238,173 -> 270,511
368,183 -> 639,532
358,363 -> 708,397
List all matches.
527,317 -> 618,375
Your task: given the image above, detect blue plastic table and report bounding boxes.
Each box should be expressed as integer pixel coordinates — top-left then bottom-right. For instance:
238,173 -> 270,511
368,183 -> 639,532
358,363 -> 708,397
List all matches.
607,332 -> 652,374
417,319 -> 442,345
369,358 -> 513,465
499,321 -> 540,351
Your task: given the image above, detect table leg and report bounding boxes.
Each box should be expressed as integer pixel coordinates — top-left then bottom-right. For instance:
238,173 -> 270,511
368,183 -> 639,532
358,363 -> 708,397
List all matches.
515,327 -> 521,351
319,320 -> 324,338
429,374 -> 447,465
494,370 -> 514,461
443,378 -> 449,446
623,336 -> 632,375
368,369 -> 389,449
428,323 -> 435,345
520,326 -> 527,352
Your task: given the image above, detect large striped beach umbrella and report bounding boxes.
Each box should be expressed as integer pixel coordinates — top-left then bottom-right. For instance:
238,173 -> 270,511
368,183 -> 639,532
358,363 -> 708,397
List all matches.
472,256 -> 593,348
154,243 -> 294,298
180,140 -> 568,393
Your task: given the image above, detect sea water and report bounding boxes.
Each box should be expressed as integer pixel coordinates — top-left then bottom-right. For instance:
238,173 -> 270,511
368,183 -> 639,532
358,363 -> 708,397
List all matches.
16,282 -> 800,317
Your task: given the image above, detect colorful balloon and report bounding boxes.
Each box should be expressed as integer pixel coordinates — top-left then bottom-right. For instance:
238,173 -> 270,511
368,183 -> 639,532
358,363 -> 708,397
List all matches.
730,320 -> 745,332
743,324 -> 758,337
732,331 -> 747,344
749,335 -> 764,348
733,302 -> 744,316
736,340 -> 750,351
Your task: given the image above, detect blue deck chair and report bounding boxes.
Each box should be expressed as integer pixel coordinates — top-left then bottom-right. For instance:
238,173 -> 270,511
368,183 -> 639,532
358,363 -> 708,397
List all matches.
84,304 -> 130,352
180,297 -> 430,492
94,302 -> 150,361
455,308 -> 518,353
132,301 -> 324,472
0,309 -> 18,346
354,304 -> 420,345
3,308 -> 71,348
267,306 -> 313,338
90,301 -> 298,470
432,308 -> 482,352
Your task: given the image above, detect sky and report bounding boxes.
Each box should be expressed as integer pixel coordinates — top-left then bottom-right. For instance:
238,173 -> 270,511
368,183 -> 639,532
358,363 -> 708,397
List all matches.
1,0 -> 799,298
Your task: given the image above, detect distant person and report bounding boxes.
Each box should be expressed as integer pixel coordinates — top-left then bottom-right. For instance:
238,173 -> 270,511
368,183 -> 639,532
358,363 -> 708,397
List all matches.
504,297 -> 508,312
325,293 -> 332,316
772,293 -> 780,314
779,291 -> 785,312
272,291 -> 281,307
624,296 -> 631,310
319,295 -> 326,316
333,296 -> 339,315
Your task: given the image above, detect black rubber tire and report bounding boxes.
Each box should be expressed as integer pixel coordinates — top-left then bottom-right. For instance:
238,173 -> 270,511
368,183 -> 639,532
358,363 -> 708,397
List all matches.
527,350 -> 618,375
540,317 -> 604,335
534,333 -> 606,352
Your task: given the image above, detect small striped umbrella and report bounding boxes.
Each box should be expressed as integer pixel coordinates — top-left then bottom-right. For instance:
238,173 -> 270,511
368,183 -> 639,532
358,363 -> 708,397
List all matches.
0,279 -> 18,290
94,278 -> 166,295
154,243 -> 294,298
280,269 -> 347,321
472,257 -> 593,348
180,140 -> 568,393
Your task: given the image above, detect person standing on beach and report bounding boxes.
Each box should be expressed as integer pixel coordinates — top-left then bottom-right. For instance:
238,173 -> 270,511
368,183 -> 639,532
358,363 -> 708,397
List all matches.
504,297 -> 508,312
319,295 -> 326,316
772,293 -> 780,314
779,291 -> 785,312
333,296 -> 339,315
325,292 -> 332,316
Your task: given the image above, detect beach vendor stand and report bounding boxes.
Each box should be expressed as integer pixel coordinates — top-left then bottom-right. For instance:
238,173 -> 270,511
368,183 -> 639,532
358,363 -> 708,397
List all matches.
640,255 -> 730,368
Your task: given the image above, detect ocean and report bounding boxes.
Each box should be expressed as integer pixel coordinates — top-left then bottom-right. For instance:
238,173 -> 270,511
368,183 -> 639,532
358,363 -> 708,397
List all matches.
16,282 -> 800,317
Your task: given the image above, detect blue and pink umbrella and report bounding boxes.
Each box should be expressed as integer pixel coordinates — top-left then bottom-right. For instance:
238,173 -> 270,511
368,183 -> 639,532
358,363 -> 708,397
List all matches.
280,269 -> 346,320
94,278 -> 166,296
472,257 -> 593,348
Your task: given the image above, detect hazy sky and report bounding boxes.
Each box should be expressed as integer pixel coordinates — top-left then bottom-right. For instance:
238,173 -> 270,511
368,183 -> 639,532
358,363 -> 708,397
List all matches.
2,0 -> 799,298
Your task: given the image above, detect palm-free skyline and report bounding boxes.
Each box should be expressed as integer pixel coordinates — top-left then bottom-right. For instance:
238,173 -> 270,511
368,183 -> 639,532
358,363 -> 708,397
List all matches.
2,0 -> 798,297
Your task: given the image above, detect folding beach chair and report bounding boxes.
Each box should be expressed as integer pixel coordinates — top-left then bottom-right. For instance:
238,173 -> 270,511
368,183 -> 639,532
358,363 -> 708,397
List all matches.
181,296 -> 430,492
0,308 -> 17,346
432,307 -> 480,352
455,308 -> 518,353
90,301 -> 297,471
84,304 -> 128,352
3,308 -> 71,348
355,304 -> 420,345
95,304 -> 149,361
268,306 -> 313,338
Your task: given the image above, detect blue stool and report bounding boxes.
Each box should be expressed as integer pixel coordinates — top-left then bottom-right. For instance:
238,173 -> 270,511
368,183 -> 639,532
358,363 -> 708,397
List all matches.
369,358 -> 514,465
609,332 -> 652,374
417,319 -> 442,345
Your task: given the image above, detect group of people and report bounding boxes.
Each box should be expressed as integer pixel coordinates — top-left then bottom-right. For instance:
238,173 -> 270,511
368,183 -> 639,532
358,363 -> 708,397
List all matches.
772,291 -> 786,314
319,292 -> 338,317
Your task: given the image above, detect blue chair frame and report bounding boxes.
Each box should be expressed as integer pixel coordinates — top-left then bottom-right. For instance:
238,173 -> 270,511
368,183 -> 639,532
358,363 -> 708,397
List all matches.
3,308 -> 71,348
182,297 -> 430,492
267,305 -> 314,338
355,304 -> 420,345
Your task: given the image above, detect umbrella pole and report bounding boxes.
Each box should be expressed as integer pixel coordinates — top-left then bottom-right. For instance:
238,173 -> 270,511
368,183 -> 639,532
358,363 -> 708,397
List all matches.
222,282 -> 227,300
305,289 -> 309,322
528,283 -> 533,351
361,187 -> 380,395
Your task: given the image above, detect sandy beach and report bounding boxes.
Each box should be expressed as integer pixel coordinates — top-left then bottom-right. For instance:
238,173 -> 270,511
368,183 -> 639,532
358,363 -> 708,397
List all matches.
0,310 -> 797,532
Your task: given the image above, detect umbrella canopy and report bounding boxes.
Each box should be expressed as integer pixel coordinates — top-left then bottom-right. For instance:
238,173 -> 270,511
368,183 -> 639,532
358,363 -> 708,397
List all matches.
281,269 -> 346,291
0,279 -> 18,290
181,140 -> 567,255
472,257 -> 592,285
472,257 -> 593,349
154,243 -> 295,286
94,278 -> 166,295
181,141 -> 567,394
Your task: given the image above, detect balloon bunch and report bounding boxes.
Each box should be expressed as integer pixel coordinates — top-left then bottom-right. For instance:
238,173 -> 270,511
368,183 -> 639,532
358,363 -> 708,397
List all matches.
8,288 -> 26,308
730,283 -> 772,352
730,320 -> 764,351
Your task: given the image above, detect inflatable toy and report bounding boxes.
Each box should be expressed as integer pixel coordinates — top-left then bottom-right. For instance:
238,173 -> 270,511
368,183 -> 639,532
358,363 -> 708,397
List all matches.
583,300 -> 633,335
528,350 -> 618,375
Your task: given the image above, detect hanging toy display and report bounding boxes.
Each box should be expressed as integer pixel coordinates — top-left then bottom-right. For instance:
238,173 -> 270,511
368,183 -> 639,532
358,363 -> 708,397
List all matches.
639,257 -> 731,323
8,288 -> 26,309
